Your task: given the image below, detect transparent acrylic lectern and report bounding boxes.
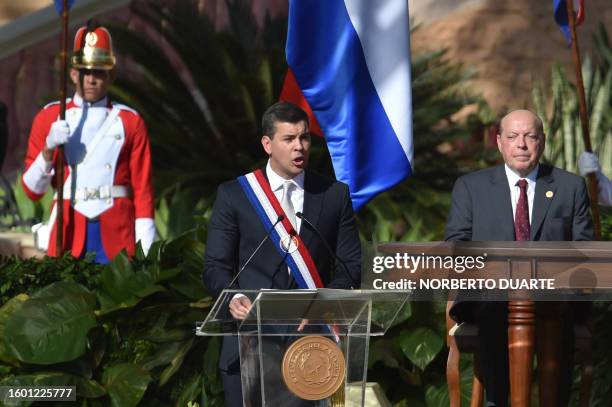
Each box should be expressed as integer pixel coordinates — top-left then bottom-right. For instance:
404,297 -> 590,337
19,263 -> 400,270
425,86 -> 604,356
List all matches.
196,289 -> 408,406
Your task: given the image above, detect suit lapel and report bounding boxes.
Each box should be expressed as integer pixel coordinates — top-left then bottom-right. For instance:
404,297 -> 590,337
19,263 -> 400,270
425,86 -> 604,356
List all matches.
530,165 -> 555,240
299,171 -> 324,249
490,165 -> 516,240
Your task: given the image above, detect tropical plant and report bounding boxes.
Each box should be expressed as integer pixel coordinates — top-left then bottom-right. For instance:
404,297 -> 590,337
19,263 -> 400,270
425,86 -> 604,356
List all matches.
533,24 -> 612,175
0,175 -> 52,232
107,0 -> 288,201
0,230 -> 223,407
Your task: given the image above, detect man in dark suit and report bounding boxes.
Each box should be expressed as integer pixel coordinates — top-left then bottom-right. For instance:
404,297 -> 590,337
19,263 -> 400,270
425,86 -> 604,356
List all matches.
445,109 -> 594,406
203,101 -> 361,407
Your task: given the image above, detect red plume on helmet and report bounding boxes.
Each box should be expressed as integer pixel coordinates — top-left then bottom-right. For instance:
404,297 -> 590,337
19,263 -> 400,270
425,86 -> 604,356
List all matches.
71,26 -> 116,70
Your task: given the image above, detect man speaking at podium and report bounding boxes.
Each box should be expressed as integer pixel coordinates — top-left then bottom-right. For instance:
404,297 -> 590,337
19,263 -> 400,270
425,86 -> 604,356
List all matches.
202,101 -> 361,406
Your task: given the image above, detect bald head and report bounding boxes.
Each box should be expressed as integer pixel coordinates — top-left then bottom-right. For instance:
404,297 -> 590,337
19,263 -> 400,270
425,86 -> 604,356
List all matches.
499,110 -> 544,136
497,109 -> 546,177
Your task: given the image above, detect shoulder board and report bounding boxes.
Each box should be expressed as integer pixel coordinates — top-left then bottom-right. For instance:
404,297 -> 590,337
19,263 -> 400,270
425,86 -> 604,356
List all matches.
112,103 -> 139,115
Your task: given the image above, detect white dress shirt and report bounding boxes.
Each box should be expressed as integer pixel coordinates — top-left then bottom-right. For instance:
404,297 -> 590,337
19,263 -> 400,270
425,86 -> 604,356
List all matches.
504,164 -> 538,223
266,160 -> 305,233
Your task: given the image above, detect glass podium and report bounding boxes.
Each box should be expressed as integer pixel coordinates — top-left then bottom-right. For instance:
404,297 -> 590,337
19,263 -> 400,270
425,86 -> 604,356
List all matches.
196,289 -> 408,406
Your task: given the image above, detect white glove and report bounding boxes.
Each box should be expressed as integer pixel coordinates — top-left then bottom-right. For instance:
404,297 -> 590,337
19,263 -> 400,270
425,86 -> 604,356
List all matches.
578,152 -> 600,176
135,218 -> 156,255
45,120 -> 71,150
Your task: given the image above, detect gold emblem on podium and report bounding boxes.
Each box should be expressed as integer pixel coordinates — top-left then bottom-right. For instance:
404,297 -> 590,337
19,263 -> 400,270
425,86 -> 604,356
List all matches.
282,335 -> 346,401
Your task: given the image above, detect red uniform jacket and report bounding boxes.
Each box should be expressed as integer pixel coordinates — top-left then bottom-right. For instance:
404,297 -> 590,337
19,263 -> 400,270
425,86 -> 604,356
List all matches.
22,98 -> 154,259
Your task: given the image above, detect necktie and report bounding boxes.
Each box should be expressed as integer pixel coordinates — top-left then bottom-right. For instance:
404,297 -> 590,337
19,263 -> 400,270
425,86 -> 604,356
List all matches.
281,181 -> 297,231
514,179 -> 530,241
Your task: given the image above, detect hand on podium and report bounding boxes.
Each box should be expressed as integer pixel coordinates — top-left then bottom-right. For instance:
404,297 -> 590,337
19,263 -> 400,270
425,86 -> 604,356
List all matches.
229,296 -> 252,319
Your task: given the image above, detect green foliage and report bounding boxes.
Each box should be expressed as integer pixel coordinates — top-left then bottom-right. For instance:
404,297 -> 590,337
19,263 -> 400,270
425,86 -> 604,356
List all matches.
399,327 -> 444,371
155,187 -> 211,241
102,363 -> 151,407
5,282 -> 97,365
107,0 -> 287,200
0,174 -> 52,232
0,231 -> 223,406
533,25 -> 612,175
0,253 -> 103,304
600,207 -> 612,240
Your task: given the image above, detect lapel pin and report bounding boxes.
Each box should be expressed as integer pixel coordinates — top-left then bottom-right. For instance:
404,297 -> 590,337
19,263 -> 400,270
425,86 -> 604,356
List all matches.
546,191 -> 554,198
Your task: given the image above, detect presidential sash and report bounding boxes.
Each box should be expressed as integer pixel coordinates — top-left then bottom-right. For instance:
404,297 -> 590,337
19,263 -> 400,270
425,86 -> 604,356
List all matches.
237,169 -> 323,289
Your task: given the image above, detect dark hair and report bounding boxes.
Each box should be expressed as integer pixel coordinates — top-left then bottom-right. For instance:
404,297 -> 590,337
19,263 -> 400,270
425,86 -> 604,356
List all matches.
261,101 -> 309,138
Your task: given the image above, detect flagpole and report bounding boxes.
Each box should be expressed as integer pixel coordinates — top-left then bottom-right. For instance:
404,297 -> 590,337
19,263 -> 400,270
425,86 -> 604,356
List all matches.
565,0 -> 601,239
56,0 -> 69,255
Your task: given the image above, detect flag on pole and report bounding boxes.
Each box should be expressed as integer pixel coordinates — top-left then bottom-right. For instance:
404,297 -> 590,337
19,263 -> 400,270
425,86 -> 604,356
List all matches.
282,0 -> 413,211
553,0 -> 585,45
54,0 -> 76,15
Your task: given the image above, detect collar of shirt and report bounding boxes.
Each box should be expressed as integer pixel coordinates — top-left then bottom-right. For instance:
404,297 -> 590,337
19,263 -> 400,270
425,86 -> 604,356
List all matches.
72,93 -> 109,108
504,164 -> 538,222
266,160 -> 305,192
266,160 -> 305,231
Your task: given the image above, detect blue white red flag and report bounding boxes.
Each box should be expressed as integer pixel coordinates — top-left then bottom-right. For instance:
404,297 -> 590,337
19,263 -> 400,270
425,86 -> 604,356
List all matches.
282,0 -> 413,211
54,0 -> 76,15
553,0 -> 585,45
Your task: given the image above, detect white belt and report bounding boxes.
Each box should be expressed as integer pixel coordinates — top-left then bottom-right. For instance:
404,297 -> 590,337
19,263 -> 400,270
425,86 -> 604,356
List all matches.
54,185 -> 130,201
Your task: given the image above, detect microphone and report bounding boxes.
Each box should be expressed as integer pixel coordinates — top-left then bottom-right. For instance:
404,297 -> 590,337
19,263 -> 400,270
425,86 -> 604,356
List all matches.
226,215 -> 284,289
296,212 -> 358,289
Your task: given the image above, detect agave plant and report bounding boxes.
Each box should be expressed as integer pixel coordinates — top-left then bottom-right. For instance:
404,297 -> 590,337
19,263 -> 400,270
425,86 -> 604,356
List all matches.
533,24 -> 612,175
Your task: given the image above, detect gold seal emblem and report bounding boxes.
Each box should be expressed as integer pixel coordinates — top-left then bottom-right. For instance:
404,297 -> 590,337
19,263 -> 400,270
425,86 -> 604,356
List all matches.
85,32 -> 98,46
282,335 -> 346,400
280,234 -> 299,253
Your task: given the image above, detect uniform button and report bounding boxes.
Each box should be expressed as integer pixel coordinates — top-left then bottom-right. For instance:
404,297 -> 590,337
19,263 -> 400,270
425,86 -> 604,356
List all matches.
115,134 -> 121,140
105,163 -> 112,170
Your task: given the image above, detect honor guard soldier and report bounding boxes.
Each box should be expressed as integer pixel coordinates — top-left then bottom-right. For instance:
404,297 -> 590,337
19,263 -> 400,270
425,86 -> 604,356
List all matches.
22,26 -> 155,263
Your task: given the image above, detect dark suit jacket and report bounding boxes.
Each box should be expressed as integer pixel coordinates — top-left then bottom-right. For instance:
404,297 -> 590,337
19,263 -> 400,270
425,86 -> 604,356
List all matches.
444,164 -> 594,321
203,170 -> 361,369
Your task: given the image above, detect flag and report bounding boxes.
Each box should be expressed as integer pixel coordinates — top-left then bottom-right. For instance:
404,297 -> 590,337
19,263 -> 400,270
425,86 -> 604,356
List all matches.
553,0 -> 585,45
283,0 -> 413,211
54,0 -> 76,15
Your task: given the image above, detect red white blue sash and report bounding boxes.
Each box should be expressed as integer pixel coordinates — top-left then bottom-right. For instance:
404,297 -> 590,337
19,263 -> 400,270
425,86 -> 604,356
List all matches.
237,169 -> 324,289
